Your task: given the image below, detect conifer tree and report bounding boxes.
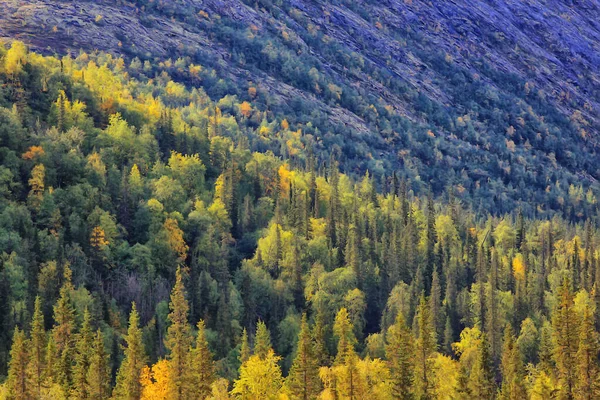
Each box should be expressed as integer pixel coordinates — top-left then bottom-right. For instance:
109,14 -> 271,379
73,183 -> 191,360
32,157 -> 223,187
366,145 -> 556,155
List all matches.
286,314 -> 320,400
44,335 -> 57,387
53,264 -> 76,393
469,333 -> 495,399
239,328 -> 251,364
166,266 -> 192,400
190,320 -> 215,400
113,303 -> 147,400
27,296 -> 46,398
87,329 -> 110,400
575,303 -> 600,399
7,327 -> 28,399
312,310 -> 330,367
254,320 -> 272,360
330,307 -> 362,399
72,309 -> 94,399
552,278 -> 578,400
414,293 -> 436,400
499,325 -> 526,400
385,313 -> 414,400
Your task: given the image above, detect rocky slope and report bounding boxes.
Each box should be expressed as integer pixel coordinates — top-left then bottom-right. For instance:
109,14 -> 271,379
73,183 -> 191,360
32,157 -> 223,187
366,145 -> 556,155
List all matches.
2,0 -> 600,215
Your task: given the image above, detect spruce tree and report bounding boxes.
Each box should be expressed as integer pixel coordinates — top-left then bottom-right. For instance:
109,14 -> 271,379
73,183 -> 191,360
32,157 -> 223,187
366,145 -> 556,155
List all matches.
87,330 -> 110,400
499,325 -> 526,400
239,328 -> 251,364
72,308 -> 93,399
575,303 -> 600,399
552,278 -> 578,400
385,313 -> 414,400
312,310 -> 330,367
190,320 -> 215,400
7,328 -> 28,399
52,264 -> 76,393
254,320 -> 272,360
469,333 -> 495,399
332,307 -> 361,399
113,303 -> 146,400
27,296 -> 46,398
286,314 -> 320,400
414,293 -> 436,400
166,266 -> 192,400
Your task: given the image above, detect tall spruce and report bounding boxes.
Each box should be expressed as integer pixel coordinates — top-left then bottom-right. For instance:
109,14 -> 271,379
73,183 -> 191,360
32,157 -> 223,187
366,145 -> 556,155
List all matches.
27,296 -> 46,398
386,313 -> 414,400
7,328 -> 28,399
286,314 -> 320,400
72,308 -> 94,399
113,303 -> 146,400
166,266 -> 193,400
414,293 -> 436,400
87,330 -> 110,400
190,320 -> 215,400
254,320 -> 272,360
499,325 -> 526,400
552,278 -> 578,400
52,264 -> 76,393
575,302 -> 600,399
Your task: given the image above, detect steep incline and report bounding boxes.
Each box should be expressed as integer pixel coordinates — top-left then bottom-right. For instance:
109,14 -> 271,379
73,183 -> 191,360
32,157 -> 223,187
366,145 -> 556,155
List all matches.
2,0 -> 600,215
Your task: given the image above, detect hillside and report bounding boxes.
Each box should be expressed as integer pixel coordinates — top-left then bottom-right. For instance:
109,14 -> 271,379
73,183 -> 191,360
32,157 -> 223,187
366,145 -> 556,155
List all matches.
2,0 -> 600,217
3,2 -> 600,400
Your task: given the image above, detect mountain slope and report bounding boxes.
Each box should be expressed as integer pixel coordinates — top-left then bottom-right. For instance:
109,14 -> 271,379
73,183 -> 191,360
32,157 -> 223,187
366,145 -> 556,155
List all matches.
2,0 -> 600,217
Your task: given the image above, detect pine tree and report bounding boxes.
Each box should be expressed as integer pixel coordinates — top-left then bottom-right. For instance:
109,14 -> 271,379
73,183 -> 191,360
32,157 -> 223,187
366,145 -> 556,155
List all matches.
71,309 -> 94,399
414,293 -> 436,400
286,314 -> 320,400
113,303 -> 147,400
553,278 -> 578,400
7,328 -> 28,399
190,320 -> 215,400
53,264 -> 76,393
87,330 -> 110,400
254,320 -> 272,360
165,266 -> 192,400
386,313 -> 414,400
499,325 -> 526,400
469,333 -> 495,399
575,303 -> 600,399
27,296 -> 46,398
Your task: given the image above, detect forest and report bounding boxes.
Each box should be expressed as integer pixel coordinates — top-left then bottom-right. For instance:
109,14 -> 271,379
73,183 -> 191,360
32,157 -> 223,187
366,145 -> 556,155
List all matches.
0,39 -> 600,399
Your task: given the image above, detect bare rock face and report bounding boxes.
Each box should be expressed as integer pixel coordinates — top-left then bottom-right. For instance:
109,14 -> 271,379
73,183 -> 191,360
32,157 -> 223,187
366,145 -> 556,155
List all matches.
2,0 -> 600,211
3,0 -> 599,126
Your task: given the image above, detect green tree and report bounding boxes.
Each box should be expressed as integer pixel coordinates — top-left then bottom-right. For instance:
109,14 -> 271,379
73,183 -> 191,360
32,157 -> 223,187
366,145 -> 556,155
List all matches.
468,333 -> 495,399
190,320 -> 215,400
87,330 -> 110,400
286,314 -> 320,400
27,296 -> 46,398
113,303 -> 147,400
414,294 -> 436,400
254,320 -> 272,360
386,313 -> 414,400
166,266 -> 192,399
575,303 -> 600,399
499,325 -> 526,400
52,264 -> 76,393
553,278 -> 578,400
72,309 -> 94,399
7,328 -> 28,399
